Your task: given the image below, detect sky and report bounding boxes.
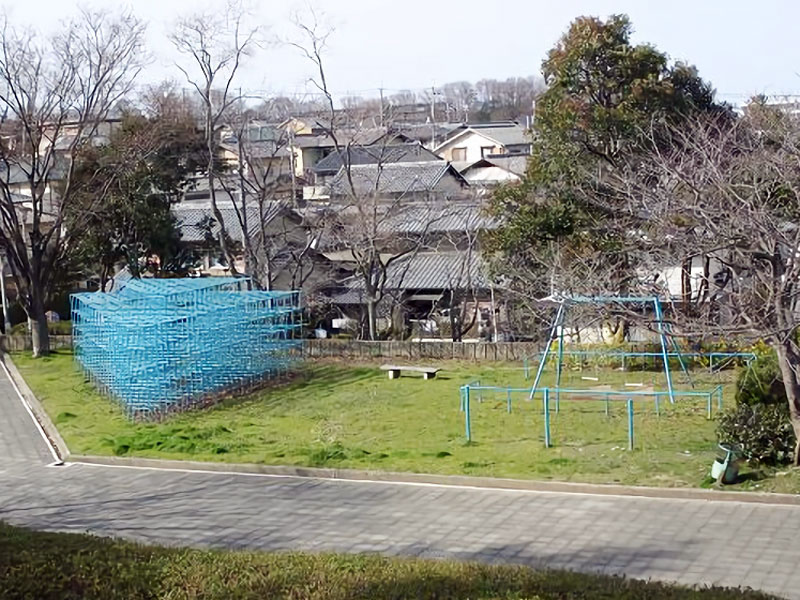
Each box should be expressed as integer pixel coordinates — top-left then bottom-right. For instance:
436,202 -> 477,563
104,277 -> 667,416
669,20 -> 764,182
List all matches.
2,0 -> 799,105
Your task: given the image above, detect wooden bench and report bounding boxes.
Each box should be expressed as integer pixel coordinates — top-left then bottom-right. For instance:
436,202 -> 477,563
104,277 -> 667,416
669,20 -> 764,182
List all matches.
380,364 -> 440,380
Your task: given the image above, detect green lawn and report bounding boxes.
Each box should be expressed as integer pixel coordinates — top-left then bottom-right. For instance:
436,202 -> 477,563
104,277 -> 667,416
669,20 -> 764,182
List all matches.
0,522 -> 777,600
13,351 -> 799,491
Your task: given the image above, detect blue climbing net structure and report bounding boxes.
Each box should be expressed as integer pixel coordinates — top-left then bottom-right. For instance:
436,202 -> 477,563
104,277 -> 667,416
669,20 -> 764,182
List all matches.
71,277 -> 302,418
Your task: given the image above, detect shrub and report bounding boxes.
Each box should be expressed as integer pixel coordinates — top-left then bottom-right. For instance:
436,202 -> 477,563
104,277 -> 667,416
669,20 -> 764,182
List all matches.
735,351 -> 786,406
0,522 -> 777,600
717,403 -> 796,465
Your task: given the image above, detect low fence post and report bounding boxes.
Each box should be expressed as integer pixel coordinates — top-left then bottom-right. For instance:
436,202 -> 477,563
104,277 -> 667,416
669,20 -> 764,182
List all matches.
627,398 -> 634,451
605,392 -> 610,417
506,387 -> 512,414
464,386 -> 472,442
707,392 -> 712,420
543,388 -> 551,448
654,393 -> 660,417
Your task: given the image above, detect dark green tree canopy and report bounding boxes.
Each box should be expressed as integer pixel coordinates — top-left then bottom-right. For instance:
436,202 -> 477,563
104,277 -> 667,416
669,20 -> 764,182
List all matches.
68,110 -> 207,289
489,14 -> 727,305
537,14 -> 717,167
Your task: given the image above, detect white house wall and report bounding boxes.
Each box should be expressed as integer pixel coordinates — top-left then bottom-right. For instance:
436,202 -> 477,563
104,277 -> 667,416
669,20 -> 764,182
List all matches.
436,132 -> 503,163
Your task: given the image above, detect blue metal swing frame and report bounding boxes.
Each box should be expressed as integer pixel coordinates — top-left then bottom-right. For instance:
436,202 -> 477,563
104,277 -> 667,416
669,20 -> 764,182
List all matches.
528,296 -> 683,404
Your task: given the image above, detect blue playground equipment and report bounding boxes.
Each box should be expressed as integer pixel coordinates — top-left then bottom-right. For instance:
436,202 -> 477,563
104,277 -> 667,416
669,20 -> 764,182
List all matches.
459,383 -> 724,444
71,277 -> 302,418
457,294 -> 752,447
528,295 -> 688,405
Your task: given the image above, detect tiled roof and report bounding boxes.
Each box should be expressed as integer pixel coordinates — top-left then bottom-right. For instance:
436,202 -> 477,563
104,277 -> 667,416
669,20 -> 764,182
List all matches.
172,202 -> 286,243
483,155 -> 528,176
378,203 -> 499,234
437,122 -> 531,151
329,161 -> 465,196
313,143 -> 441,175
341,251 -> 488,295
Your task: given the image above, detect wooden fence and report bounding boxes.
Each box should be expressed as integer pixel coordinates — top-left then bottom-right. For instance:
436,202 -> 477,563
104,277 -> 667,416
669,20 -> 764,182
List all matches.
303,340 -> 541,362
0,334 -> 73,352
0,335 -> 540,362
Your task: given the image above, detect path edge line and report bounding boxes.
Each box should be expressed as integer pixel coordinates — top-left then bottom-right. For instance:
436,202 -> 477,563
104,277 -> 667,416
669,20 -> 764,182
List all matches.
1,352 -> 68,462
67,454 -> 800,506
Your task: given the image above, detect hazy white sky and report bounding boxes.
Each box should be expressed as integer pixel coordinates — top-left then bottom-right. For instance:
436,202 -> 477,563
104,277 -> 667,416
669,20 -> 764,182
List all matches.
3,0 -> 798,104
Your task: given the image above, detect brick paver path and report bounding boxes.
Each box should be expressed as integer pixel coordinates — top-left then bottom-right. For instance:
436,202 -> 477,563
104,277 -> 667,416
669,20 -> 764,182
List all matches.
1,367 -> 798,598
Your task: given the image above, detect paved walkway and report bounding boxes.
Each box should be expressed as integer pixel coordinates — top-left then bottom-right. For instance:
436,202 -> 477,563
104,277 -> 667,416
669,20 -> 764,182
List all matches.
0,367 -> 798,598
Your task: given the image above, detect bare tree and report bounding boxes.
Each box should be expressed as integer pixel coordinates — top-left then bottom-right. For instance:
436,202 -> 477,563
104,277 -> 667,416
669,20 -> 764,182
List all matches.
572,108 -> 800,464
217,103 -> 323,291
429,205 -> 487,341
291,14 -> 452,339
171,1 -> 258,275
0,9 -> 145,355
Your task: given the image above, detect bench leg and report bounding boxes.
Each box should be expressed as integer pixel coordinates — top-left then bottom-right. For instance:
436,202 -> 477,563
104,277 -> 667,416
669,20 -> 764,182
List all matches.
424,372 -> 436,380
388,370 -> 400,379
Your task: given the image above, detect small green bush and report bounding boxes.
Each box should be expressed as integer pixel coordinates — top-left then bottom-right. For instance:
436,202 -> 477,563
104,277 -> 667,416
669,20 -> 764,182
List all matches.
735,352 -> 786,406
717,403 -> 796,465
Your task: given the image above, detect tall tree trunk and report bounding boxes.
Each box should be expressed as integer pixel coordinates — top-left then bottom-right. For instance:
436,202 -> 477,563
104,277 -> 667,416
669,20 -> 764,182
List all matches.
366,299 -> 377,341
774,340 -> 800,467
29,295 -> 50,358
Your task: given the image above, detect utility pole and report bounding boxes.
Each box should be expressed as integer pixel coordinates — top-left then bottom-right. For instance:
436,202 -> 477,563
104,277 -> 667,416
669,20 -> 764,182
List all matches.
430,84 -> 436,148
379,86 -> 385,127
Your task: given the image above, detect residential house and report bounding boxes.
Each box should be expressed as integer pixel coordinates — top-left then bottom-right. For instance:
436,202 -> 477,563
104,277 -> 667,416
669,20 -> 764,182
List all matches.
172,194 -> 334,293
312,142 -> 441,185
434,121 -> 531,163
327,160 -> 470,202
320,203 -> 502,340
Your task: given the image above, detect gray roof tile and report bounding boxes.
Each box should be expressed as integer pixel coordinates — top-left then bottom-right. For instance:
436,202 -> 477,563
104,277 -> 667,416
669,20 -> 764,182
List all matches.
172,202 -> 285,243
342,251 -> 488,294
329,161 -> 466,196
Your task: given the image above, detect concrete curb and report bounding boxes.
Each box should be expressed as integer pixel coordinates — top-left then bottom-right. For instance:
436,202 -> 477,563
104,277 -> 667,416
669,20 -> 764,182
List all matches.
68,454 -> 800,506
1,352 -> 69,461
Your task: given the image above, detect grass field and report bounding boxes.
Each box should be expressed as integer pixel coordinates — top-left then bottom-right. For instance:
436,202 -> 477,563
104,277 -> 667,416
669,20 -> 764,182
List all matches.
13,350 -> 800,491
0,522 -> 777,600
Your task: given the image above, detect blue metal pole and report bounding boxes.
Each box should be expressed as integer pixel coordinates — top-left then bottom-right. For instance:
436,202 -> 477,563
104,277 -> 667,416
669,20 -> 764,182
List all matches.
544,388 -> 551,448
717,386 -> 723,410
627,398 -> 634,451
507,387 -> 512,413
465,386 -> 472,442
707,392 -> 712,420
555,308 -> 565,409
529,303 -> 564,400
653,298 -> 675,404
655,393 -> 660,417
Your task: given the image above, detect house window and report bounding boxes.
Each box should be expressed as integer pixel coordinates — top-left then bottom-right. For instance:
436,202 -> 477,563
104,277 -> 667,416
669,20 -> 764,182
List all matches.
451,147 -> 467,161
480,146 -> 495,158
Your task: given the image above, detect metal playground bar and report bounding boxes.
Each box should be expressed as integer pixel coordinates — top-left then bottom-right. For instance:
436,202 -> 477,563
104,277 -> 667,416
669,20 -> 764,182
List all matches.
459,383 -> 724,445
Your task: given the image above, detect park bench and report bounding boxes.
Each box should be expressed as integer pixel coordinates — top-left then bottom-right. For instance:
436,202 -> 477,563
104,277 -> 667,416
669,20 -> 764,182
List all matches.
380,364 -> 440,380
